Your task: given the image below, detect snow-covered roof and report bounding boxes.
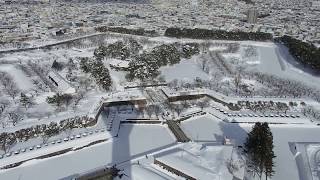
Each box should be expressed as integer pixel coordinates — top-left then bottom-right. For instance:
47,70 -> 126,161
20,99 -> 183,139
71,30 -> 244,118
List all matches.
48,71 -> 76,94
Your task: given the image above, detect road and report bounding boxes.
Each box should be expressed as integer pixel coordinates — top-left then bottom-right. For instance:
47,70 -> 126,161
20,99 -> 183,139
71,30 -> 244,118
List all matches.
0,33 -> 104,55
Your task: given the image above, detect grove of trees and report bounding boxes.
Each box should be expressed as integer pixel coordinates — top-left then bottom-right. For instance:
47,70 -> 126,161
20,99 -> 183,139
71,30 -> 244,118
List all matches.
46,93 -> 73,107
80,57 -> 112,91
94,39 -> 142,60
126,44 -> 181,80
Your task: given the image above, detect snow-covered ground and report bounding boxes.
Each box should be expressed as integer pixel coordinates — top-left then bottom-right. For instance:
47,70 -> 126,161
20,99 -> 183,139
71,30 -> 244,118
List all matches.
154,143 -> 236,180
0,64 -> 34,92
0,124 -> 176,180
160,58 -> 210,82
223,42 -> 320,89
180,113 -> 320,180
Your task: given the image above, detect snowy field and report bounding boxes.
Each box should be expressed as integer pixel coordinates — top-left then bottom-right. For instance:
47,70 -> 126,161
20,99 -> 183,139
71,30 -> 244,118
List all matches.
225,42 -> 320,89
160,58 -> 210,82
0,124 -> 176,180
154,144 -> 235,180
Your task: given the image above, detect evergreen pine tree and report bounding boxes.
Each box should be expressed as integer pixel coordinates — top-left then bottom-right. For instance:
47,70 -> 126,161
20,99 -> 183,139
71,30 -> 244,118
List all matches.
244,122 -> 276,180
263,123 -> 276,180
51,60 -> 63,71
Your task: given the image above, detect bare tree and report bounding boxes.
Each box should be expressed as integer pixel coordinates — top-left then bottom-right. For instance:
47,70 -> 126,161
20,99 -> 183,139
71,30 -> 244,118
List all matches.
0,101 -> 9,117
0,72 -> 20,99
6,82 -> 20,100
145,105 -> 155,118
7,112 -> 23,126
153,104 -> 161,118
173,104 -> 184,117
234,74 -> 242,93
20,93 -> 34,109
198,98 -> 210,110
41,133 -> 50,144
0,133 -> 16,153
199,58 -> 208,71
79,77 -> 92,91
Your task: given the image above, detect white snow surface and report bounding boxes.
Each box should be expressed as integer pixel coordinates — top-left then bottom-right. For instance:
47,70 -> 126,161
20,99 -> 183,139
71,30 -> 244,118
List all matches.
160,59 -> 210,82
0,64 -> 34,91
0,124 -> 176,180
155,143 -> 234,180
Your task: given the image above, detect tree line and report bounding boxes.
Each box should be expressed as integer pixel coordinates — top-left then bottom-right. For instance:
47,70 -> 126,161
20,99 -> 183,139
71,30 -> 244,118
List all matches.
95,26 -> 158,37
164,28 -> 318,73
0,116 -> 95,153
164,28 -> 273,41
276,35 -> 320,72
